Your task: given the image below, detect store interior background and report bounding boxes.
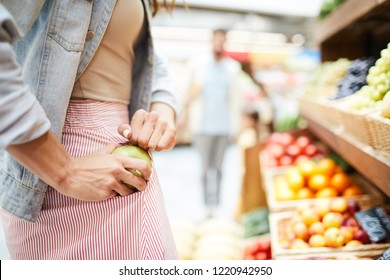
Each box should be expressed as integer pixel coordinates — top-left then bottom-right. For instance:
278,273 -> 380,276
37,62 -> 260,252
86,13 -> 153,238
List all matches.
0,0 -> 333,259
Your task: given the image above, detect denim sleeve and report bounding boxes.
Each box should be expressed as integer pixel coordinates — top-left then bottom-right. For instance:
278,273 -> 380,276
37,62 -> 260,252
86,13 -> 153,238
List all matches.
151,51 -> 181,117
0,5 -> 50,149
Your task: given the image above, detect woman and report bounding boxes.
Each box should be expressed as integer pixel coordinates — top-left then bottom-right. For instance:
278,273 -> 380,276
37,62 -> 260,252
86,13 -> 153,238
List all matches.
0,0 -> 179,259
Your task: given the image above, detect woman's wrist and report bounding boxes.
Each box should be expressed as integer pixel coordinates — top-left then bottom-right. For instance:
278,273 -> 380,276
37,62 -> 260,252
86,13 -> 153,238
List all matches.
150,102 -> 176,125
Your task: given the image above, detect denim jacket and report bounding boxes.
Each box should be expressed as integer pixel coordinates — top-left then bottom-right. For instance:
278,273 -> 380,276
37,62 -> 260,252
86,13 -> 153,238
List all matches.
0,0 -> 179,222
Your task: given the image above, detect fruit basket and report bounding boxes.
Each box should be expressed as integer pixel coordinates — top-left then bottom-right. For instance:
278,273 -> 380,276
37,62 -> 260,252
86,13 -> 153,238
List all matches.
332,97 -> 378,147
365,111 -> 390,157
263,167 -> 384,213
269,209 -> 390,260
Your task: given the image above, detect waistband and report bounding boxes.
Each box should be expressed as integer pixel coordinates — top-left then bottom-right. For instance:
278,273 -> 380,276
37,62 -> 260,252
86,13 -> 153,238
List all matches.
64,101 -> 129,129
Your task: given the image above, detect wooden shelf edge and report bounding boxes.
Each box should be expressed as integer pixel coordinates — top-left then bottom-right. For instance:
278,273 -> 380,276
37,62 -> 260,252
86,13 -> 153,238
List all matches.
317,0 -> 388,44
302,114 -> 390,198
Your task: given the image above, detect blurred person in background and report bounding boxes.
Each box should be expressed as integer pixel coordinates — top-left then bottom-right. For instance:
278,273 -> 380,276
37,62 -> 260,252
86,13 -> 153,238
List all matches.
180,29 -> 241,218
0,0 -> 179,260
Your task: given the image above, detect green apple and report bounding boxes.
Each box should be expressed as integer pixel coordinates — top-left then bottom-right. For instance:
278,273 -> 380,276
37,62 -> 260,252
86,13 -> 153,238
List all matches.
112,145 -> 152,189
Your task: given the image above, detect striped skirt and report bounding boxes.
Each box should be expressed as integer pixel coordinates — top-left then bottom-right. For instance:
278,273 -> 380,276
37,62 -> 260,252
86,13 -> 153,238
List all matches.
0,101 -> 178,260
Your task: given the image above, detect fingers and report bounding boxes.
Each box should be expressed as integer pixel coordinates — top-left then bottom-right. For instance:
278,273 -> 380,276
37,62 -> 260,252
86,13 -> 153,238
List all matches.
156,124 -> 176,151
116,155 -> 151,180
121,109 -> 176,151
119,170 -> 148,192
129,109 -> 147,144
118,124 -> 132,140
113,181 -> 137,196
148,121 -> 166,150
137,111 -> 158,149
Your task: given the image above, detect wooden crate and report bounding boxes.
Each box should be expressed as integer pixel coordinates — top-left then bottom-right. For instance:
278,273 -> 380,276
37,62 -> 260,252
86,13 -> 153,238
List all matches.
269,211 -> 390,260
263,168 -> 384,213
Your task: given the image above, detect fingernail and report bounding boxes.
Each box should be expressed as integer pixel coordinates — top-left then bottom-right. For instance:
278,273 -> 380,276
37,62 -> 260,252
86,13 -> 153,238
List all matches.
123,129 -> 130,138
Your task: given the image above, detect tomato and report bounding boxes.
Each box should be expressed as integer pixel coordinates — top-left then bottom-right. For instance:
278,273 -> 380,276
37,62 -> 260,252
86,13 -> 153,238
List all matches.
286,144 -> 302,157
278,133 -> 294,146
304,144 -> 318,157
279,155 -> 293,166
267,143 -> 285,159
257,239 -> 271,252
243,254 -> 256,260
255,252 -> 268,260
296,136 -> 311,148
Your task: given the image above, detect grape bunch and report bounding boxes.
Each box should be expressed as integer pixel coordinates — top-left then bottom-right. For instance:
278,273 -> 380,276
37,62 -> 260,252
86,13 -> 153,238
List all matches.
333,57 -> 376,100
348,43 -> 390,111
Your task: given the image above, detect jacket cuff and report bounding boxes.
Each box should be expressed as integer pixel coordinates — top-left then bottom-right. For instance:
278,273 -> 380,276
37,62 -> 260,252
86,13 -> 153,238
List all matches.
151,89 -> 182,119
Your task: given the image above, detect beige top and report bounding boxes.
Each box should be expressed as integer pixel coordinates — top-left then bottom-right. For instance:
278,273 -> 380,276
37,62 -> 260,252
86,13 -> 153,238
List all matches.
71,0 -> 145,104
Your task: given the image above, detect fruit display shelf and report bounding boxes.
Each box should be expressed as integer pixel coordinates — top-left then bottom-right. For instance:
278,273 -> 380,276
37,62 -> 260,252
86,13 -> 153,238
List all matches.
262,165 -> 384,213
318,0 -> 390,61
269,211 -> 390,260
301,112 -> 390,198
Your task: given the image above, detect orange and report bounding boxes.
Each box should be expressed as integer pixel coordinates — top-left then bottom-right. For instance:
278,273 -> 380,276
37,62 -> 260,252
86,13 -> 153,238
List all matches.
315,187 -> 339,198
315,158 -> 336,177
297,160 -> 316,178
296,188 -> 315,199
342,185 -> 363,197
286,173 -> 305,191
330,173 -> 351,193
308,174 -> 329,191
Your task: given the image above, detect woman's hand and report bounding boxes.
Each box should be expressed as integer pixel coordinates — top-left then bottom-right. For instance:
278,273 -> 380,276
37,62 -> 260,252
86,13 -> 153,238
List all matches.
7,132 -> 151,202
118,104 -> 176,151
59,144 -> 151,200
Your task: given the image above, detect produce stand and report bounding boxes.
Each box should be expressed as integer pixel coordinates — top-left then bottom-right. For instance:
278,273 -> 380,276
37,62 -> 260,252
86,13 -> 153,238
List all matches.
260,0 -> 390,260
270,211 -> 390,260
303,0 -> 390,197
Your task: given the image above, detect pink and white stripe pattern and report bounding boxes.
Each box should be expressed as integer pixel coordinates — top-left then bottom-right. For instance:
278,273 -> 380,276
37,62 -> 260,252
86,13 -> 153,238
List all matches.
0,101 -> 178,260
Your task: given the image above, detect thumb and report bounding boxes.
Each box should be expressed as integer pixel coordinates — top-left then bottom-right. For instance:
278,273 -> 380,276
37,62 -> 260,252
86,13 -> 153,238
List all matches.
118,124 -> 132,140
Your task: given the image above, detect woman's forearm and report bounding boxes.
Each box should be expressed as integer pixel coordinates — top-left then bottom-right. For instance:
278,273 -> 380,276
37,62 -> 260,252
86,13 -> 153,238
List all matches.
6,131 -> 71,189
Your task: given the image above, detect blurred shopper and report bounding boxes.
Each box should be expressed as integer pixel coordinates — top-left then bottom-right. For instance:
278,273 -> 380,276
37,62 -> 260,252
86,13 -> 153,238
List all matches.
181,29 -> 241,218
0,0 -> 179,260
